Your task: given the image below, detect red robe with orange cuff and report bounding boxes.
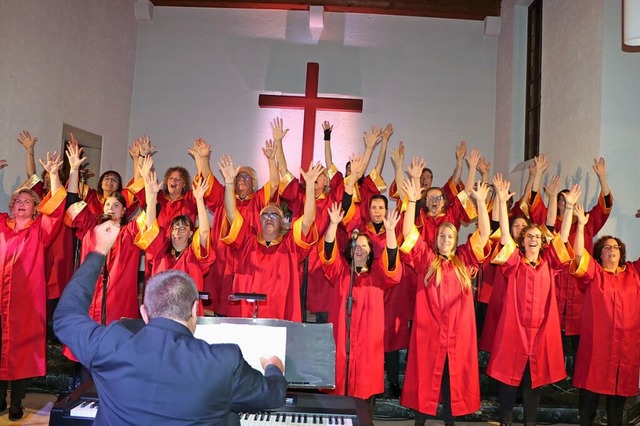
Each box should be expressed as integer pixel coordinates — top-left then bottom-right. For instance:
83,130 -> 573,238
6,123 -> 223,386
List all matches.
319,241 -> 402,399
135,221 -> 215,316
63,203 -> 144,361
570,253 -> 640,396
399,226 -> 488,416
529,191 -> 612,335
220,212 -> 317,321
0,188 -> 66,380
487,235 -> 572,387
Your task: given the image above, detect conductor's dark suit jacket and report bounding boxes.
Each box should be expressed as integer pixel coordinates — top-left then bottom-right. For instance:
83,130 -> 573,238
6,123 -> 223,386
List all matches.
53,252 -> 287,426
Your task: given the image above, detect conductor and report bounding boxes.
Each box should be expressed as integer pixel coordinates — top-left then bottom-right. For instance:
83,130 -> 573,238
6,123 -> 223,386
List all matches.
53,220 -> 287,425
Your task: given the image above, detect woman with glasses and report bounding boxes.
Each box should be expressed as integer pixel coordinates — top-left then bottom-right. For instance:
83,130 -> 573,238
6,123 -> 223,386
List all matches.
0,152 -> 65,421
487,175 -> 579,426
135,156 -> 215,316
571,204 -> 640,426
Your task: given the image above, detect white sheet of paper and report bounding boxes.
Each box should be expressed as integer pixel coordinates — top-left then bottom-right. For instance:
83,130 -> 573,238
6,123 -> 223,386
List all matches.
194,323 -> 287,373
510,158 -> 534,173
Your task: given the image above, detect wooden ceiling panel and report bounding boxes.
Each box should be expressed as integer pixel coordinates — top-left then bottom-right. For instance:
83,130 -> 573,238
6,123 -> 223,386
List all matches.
149,0 -> 501,21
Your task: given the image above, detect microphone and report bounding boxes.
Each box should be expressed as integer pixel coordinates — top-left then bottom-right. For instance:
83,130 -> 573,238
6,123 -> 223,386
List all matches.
351,229 -> 359,241
96,213 -> 115,225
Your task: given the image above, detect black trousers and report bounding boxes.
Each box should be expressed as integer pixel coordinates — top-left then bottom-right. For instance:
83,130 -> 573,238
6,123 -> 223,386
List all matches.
415,357 -> 454,425
0,379 -> 29,404
498,362 -> 541,424
385,350 -> 400,385
579,388 -> 626,426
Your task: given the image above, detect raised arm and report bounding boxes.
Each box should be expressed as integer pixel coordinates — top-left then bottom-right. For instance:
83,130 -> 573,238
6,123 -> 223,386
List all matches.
188,138 -> 213,179
559,184 -> 581,243
218,155 -> 240,223
469,180 -> 491,245
323,121 -> 334,170
192,175 -> 210,242
530,153 -> 549,194
373,123 -> 392,175
593,157 -> 611,197
272,117 -> 290,177
361,126 -> 382,174
493,173 -> 515,246
133,135 -> 156,181
544,175 -> 560,227
300,162 -> 324,235
383,209 -> 400,250
390,142 -> 405,198
140,156 -> 159,229
464,148 -> 480,196
324,202 -> 344,243
17,130 -> 37,177
450,141 -> 467,183
65,134 -> 87,195
262,139 -> 279,192
405,156 -> 426,200
477,156 -> 491,184
402,177 -> 420,238
523,161 -> 536,195
39,151 -> 64,196
572,203 -> 589,262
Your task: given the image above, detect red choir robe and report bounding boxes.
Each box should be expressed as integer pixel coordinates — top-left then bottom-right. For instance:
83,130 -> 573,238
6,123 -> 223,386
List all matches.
24,174 -> 75,299
529,191 -> 612,335
63,202 -> 144,361
487,234 -> 572,387
399,226 -> 488,416
83,186 -> 138,219
220,212 -> 317,321
135,220 -> 215,316
279,167 -> 345,316
205,184 -> 275,316
318,240 -> 402,399
570,253 -> 640,396
0,188 -> 66,380
416,189 -> 477,246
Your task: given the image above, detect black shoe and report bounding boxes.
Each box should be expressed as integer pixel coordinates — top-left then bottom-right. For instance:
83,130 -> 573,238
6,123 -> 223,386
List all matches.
389,382 -> 401,398
0,400 -> 6,412
8,404 -> 23,421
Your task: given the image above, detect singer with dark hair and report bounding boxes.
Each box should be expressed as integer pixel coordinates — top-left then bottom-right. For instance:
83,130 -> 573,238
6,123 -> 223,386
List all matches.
62,143 -> 144,364
319,199 -> 402,402
53,220 -> 287,426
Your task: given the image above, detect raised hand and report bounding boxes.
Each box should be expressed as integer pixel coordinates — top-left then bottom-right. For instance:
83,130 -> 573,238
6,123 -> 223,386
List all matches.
322,120 -> 333,133
139,155 -> 154,180
574,203 -> 589,227
39,151 -> 63,175
471,180 -> 489,204
262,139 -> 276,159
406,156 -> 426,179
383,209 -> 401,231
93,220 -> 121,255
348,154 -> 366,180
592,157 -> 606,177
17,130 -> 37,150
563,184 -> 582,207
534,153 -> 549,174
66,137 -> 87,170
328,202 -> 344,225
138,135 -> 156,157
455,141 -> 467,162
363,126 -> 382,149
466,148 -> 480,170
390,143 -> 404,170
188,137 -> 211,159
382,123 -> 394,141
128,137 -> 140,159
271,117 -> 289,141
402,177 -> 421,202
192,175 -> 209,200
477,156 -> 491,176
544,175 -> 560,198
492,173 -> 514,203
218,155 -> 239,183
144,169 -> 161,195
301,162 -> 325,186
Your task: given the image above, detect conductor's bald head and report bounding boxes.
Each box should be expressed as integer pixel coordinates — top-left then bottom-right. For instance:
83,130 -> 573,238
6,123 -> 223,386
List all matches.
142,270 -> 199,327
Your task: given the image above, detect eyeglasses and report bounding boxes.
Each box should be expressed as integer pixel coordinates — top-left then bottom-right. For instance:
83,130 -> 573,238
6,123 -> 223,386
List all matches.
171,225 -> 189,233
427,195 -> 443,202
260,212 -> 281,221
524,234 -> 542,241
102,176 -> 120,183
603,244 -> 620,251
236,173 -> 252,182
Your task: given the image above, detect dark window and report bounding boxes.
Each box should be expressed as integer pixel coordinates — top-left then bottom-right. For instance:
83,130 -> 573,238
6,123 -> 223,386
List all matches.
524,0 -> 542,160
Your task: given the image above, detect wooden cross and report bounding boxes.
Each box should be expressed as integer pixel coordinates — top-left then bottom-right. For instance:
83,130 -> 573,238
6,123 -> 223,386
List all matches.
258,62 -> 363,170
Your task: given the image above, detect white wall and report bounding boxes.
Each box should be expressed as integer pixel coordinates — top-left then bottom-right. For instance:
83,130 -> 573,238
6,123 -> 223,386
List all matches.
0,0 -> 138,208
129,7 -> 498,191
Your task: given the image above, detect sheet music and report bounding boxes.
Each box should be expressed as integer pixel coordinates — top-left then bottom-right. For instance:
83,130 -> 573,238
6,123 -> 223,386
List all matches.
194,323 -> 287,373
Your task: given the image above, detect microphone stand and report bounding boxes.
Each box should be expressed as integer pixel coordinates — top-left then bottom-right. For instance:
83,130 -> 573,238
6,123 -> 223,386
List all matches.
100,263 -> 109,326
344,236 -> 357,396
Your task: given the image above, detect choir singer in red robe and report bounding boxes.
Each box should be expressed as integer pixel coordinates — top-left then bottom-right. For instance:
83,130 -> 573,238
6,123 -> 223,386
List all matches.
570,203 -> 640,426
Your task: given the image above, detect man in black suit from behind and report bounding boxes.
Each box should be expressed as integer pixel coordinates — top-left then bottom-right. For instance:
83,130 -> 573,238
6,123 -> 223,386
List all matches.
54,220 -> 287,425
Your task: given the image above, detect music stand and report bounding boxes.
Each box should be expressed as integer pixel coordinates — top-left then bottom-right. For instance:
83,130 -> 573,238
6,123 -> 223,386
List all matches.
228,292 -> 267,319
